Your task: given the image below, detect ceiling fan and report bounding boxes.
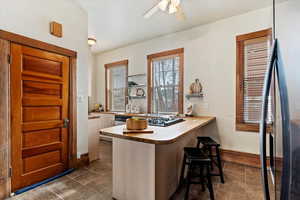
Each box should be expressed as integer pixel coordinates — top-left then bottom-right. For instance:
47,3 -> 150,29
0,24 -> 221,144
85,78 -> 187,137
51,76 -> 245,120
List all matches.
143,0 -> 186,20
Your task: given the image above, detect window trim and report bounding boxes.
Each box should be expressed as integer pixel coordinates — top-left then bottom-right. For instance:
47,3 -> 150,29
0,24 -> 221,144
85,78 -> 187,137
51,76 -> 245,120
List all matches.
236,28 -> 272,132
147,48 -> 184,114
104,59 -> 128,112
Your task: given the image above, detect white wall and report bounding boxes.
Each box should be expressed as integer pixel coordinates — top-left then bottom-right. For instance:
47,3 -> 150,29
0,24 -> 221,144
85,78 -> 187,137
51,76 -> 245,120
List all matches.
88,50 -> 94,112
92,2 -> 300,154
0,0 -> 89,157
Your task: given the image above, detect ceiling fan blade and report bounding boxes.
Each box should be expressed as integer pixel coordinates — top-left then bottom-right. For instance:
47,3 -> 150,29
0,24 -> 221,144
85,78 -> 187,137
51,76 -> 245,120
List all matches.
175,5 -> 186,21
144,4 -> 160,18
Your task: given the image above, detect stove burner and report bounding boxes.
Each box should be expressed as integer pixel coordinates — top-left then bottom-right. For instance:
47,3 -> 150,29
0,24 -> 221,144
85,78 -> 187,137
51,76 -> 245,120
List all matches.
148,117 -> 184,127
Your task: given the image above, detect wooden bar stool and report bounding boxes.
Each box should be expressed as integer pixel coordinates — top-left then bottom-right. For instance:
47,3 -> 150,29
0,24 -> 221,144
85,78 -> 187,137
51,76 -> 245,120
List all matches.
180,147 -> 215,200
197,137 -> 225,183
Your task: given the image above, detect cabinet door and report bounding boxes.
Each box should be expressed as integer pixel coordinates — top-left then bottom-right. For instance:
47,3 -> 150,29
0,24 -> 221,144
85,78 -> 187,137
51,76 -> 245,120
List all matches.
100,114 -> 115,128
97,117 -> 104,130
106,115 -> 115,127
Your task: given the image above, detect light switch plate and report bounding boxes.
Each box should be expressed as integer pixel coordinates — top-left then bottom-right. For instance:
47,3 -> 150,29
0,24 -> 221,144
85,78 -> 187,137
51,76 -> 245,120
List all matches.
77,95 -> 84,103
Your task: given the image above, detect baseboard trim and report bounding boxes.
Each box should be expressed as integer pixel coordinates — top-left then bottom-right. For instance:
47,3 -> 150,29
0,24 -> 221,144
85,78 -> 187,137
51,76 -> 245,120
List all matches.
220,149 -> 283,168
76,149 -> 274,169
77,153 -> 90,168
220,149 -> 261,168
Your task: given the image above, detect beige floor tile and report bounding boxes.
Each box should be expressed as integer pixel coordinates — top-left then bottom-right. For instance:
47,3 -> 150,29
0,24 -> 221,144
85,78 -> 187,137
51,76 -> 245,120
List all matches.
10,140 -> 267,200
11,188 -> 60,200
72,170 -> 100,186
66,168 -> 90,179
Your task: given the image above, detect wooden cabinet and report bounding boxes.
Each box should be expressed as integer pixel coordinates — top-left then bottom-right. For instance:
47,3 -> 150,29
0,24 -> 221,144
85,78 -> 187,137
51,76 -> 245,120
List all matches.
88,114 -> 115,161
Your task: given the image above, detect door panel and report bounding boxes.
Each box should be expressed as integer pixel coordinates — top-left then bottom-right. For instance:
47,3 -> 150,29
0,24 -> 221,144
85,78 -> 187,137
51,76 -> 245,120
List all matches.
23,106 -> 61,122
23,151 -> 61,173
23,55 -> 63,76
11,43 -> 69,191
23,128 -> 61,148
23,81 -> 62,98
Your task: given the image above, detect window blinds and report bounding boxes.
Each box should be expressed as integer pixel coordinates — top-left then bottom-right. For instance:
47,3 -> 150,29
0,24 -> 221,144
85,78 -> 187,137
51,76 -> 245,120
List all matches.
243,37 -> 272,123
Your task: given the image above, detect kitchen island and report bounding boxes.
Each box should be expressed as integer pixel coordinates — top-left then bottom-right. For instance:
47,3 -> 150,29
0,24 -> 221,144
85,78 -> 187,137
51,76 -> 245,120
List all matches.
100,116 -> 216,200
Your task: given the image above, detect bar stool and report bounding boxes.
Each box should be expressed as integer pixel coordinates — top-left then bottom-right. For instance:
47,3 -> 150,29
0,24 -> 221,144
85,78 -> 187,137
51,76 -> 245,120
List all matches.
180,147 -> 215,200
197,137 -> 225,183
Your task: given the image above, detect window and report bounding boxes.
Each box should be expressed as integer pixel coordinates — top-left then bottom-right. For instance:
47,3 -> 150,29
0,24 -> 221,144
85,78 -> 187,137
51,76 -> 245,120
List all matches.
236,29 -> 272,132
105,60 -> 128,112
147,48 -> 184,114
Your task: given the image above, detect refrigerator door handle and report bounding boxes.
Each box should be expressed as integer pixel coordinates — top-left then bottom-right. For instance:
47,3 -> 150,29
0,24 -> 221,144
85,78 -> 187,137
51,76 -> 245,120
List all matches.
260,119 -> 270,200
259,39 -> 278,200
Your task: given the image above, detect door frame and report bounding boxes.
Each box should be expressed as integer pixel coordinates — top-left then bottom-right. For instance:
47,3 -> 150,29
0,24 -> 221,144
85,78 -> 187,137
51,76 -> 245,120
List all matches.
0,29 -> 78,197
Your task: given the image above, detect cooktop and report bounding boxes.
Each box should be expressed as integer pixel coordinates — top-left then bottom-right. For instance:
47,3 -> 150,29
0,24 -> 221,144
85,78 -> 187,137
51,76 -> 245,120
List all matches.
148,117 -> 184,127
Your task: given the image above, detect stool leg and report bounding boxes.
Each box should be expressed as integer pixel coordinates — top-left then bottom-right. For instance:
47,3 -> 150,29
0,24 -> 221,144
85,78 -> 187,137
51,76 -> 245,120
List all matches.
180,154 -> 187,186
206,165 -> 215,200
216,146 -> 225,183
200,166 -> 205,192
185,164 -> 192,200
208,146 -> 214,170
196,139 -> 201,148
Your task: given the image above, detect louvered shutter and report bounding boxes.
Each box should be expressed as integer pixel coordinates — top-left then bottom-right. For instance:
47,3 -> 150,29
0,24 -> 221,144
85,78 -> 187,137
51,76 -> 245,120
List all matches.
243,37 -> 271,123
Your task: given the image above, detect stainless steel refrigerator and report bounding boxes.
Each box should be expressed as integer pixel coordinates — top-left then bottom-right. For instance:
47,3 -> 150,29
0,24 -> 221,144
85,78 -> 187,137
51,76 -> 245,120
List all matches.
259,1 -> 300,199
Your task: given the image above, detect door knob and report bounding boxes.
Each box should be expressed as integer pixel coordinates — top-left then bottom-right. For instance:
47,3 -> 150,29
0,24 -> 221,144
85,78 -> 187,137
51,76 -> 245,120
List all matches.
63,118 -> 70,128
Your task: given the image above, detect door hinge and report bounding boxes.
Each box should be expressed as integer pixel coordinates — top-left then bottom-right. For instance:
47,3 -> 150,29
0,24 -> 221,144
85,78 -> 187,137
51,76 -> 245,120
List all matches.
9,167 -> 12,177
7,54 -> 11,64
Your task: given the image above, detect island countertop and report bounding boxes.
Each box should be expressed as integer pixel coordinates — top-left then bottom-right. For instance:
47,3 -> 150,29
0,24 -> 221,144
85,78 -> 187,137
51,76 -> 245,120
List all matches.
100,116 -> 216,144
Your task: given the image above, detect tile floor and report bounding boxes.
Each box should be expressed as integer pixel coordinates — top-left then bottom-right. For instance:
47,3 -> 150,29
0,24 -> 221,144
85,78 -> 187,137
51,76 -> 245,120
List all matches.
8,140 -> 265,200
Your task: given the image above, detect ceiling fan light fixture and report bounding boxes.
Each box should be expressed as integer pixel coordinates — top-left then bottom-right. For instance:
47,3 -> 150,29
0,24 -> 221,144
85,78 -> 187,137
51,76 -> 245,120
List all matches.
173,0 -> 180,6
158,0 -> 169,11
88,37 -> 97,46
143,0 -> 185,20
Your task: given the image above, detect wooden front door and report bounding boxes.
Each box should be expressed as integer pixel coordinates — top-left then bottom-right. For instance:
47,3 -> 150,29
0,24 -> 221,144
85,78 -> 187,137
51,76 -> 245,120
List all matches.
11,43 -> 70,191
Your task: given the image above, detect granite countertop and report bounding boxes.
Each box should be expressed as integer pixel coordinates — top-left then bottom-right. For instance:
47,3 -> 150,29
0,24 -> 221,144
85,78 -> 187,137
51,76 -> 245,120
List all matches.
99,116 -> 216,144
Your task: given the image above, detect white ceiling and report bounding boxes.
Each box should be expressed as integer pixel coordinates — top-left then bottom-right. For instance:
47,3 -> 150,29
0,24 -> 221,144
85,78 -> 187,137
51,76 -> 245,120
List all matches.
76,0 -> 281,53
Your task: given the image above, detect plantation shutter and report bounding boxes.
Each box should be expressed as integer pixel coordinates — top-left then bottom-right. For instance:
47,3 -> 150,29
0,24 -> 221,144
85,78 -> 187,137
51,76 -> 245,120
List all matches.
243,36 -> 271,124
